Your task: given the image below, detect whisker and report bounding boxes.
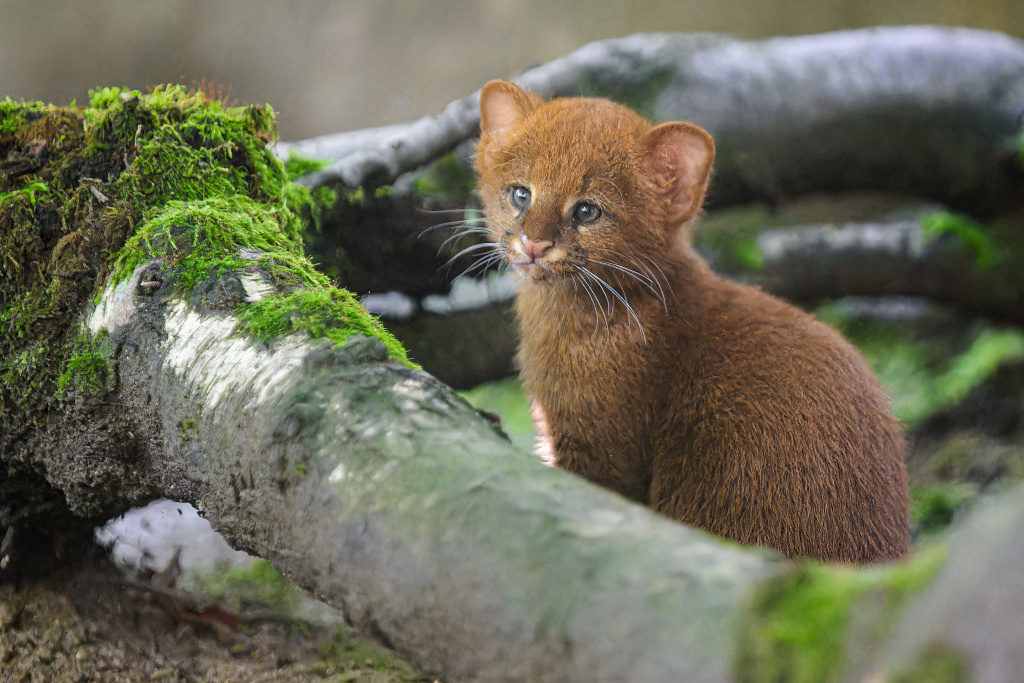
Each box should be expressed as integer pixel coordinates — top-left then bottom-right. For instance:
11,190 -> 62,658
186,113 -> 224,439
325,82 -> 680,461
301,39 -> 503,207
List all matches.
635,252 -> 676,305
418,215 -> 489,237
579,266 -> 647,345
452,248 -> 505,281
591,258 -> 658,291
591,250 -> 667,314
601,253 -> 668,314
627,256 -> 668,313
438,226 -> 491,254
441,242 -> 499,275
573,272 -> 605,338
582,268 -> 616,334
416,207 -> 485,215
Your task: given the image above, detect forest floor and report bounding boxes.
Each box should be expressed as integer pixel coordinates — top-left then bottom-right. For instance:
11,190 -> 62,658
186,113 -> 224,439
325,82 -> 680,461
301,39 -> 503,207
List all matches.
0,557 -> 434,683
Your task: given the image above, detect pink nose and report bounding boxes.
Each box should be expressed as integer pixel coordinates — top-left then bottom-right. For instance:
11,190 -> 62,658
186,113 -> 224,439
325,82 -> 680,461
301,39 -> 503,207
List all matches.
521,237 -> 554,262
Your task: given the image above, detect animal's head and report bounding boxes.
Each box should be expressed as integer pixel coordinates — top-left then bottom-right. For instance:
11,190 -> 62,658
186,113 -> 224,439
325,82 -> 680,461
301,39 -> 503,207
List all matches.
474,80 -> 714,288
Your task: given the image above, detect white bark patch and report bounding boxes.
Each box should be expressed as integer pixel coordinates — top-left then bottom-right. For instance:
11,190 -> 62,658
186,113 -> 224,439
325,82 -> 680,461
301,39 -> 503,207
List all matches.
238,272 -> 277,302
88,263 -> 150,336
162,302 -> 309,417
758,219 -> 927,262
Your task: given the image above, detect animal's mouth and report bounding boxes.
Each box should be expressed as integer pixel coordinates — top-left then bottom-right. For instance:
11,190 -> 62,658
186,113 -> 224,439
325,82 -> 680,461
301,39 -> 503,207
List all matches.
505,234 -> 563,281
511,259 -> 550,280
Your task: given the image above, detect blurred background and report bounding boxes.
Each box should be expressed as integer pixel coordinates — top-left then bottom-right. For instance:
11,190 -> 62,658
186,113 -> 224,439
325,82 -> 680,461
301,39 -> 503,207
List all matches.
2,0 -> 1022,140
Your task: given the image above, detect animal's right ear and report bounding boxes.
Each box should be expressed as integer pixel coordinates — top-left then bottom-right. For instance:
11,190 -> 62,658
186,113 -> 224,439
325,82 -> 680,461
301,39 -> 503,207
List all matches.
479,80 -> 538,138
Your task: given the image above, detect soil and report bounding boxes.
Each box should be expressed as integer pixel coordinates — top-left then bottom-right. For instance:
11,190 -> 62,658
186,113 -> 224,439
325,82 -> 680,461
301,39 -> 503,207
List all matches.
0,557 -> 434,683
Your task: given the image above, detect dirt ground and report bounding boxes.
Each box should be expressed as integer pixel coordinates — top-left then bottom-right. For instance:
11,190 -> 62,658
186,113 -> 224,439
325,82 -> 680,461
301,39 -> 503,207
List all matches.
0,557 -> 434,683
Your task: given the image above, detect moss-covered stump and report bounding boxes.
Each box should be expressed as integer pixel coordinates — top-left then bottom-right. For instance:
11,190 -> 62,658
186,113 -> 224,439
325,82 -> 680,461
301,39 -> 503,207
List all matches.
0,87 -> 401,570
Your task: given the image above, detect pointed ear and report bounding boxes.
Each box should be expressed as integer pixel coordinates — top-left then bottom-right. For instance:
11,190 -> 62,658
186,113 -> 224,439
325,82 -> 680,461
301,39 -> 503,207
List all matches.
642,122 -> 715,223
479,80 -> 539,138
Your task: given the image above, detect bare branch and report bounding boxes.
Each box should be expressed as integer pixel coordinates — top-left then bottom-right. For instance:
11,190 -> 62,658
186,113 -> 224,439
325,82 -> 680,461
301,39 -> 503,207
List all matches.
280,27 -> 1024,214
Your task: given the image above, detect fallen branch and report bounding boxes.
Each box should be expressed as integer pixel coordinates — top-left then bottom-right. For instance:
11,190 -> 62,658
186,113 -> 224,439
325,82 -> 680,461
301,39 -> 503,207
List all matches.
281,27 -> 1024,215
697,213 -> 1024,324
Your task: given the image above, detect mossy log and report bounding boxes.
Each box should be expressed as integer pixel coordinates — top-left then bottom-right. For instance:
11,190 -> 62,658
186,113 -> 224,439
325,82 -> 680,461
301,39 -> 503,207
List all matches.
282,26 -> 1024,217
81,262 -> 780,682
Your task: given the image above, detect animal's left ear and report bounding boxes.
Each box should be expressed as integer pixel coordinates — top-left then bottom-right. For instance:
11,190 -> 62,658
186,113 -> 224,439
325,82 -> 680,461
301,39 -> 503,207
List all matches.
642,122 -> 715,224
479,80 -> 540,139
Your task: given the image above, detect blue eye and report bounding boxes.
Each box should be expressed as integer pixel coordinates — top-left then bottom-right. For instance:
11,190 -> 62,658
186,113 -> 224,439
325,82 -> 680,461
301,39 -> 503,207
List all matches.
572,201 -> 602,224
509,186 -> 531,211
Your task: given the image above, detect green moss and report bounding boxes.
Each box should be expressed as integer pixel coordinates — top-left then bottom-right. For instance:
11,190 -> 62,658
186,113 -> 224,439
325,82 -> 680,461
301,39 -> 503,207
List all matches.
817,303 -> 1024,425
0,96 -> 46,137
890,644 -> 971,683
187,555 -> 429,680
736,546 -> 947,683
83,85 -> 285,213
55,328 -> 111,401
411,150 -> 476,205
921,212 -> 997,269
0,180 -> 50,209
313,630 -> 430,681
910,482 -> 979,536
2,85 -> 409,463
235,288 -> 416,367
2,99 -> 99,440
283,150 -> 331,179
110,194 -> 321,294
194,557 -> 301,612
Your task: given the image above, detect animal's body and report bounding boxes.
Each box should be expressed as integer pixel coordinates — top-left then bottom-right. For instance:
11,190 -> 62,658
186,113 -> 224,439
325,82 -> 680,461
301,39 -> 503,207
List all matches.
474,80 -> 910,561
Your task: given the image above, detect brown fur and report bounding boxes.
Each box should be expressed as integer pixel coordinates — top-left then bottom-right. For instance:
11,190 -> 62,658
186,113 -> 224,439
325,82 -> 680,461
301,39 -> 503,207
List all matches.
474,80 -> 910,562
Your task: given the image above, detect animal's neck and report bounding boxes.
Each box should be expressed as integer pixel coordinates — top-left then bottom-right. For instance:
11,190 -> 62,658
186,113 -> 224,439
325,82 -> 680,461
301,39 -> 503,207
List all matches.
516,275 -> 648,346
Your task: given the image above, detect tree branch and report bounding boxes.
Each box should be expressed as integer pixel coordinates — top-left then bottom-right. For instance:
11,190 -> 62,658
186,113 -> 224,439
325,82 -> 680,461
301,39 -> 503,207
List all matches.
698,214 -> 1024,324
280,27 -> 1024,214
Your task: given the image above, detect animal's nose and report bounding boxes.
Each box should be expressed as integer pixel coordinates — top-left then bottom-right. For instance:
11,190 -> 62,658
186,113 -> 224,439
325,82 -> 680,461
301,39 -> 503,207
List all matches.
521,235 -> 554,262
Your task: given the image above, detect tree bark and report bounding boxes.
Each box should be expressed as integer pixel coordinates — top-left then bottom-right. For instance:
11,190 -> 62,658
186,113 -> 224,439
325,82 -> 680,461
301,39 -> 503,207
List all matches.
697,214 -> 1024,325
77,262 -> 780,682
280,26 -> 1024,216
